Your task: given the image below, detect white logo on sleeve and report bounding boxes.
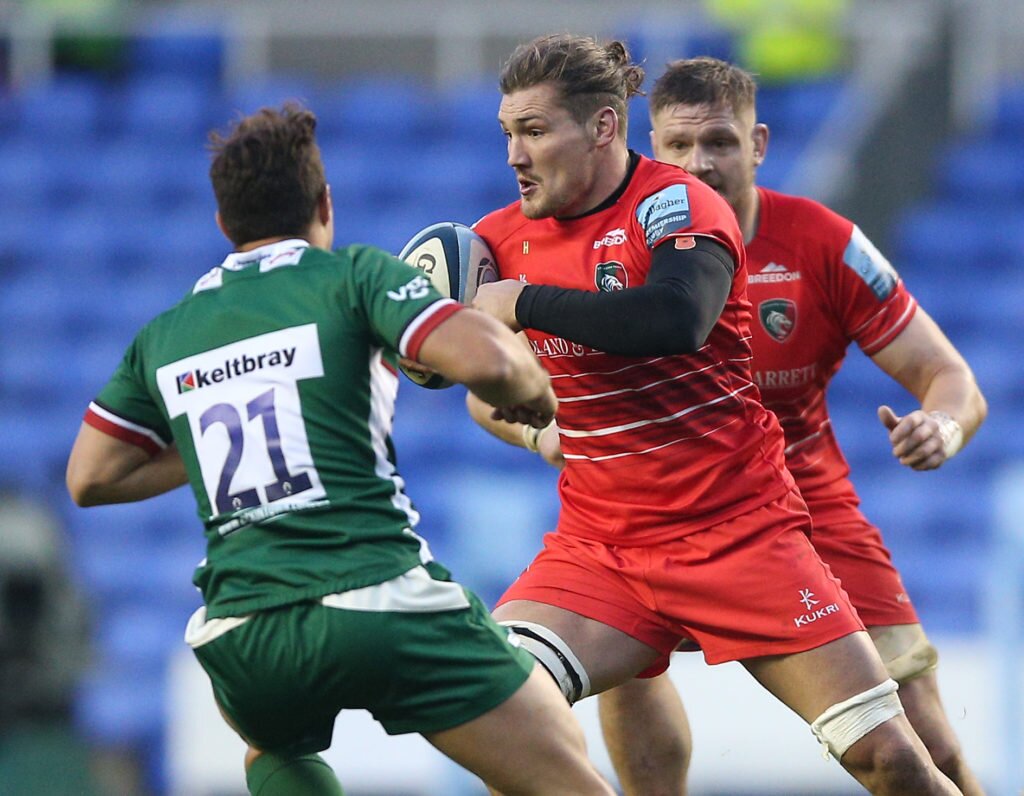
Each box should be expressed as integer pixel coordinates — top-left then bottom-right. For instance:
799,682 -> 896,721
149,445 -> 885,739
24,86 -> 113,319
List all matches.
387,275 -> 432,301
636,185 -> 691,247
842,225 -> 899,300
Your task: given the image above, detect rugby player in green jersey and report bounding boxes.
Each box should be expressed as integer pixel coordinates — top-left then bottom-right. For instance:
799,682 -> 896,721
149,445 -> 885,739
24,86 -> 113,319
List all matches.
66,105 -> 613,796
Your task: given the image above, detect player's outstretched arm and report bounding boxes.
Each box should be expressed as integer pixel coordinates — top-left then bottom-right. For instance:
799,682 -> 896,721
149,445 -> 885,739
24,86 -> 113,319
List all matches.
872,307 -> 988,470
416,306 -> 557,429
66,424 -> 188,506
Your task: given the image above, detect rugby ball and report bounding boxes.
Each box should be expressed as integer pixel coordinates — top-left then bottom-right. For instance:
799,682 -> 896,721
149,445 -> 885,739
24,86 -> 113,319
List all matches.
397,222 -> 499,388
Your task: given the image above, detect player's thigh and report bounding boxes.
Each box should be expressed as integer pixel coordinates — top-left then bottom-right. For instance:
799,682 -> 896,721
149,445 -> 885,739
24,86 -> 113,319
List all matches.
741,629 -> 892,723
424,665 -> 612,795
192,602 -> 345,756
493,599 -> 661,695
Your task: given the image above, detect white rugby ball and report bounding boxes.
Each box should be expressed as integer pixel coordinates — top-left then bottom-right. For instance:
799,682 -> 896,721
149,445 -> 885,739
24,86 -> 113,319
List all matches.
398,222 -> 499,389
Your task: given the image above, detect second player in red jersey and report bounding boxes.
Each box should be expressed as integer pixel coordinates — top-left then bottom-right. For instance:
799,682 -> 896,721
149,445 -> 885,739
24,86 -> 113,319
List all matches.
595,56 -> 986,796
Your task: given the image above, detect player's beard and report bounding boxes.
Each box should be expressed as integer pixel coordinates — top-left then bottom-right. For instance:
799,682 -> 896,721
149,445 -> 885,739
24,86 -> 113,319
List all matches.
520,180 -> 571,220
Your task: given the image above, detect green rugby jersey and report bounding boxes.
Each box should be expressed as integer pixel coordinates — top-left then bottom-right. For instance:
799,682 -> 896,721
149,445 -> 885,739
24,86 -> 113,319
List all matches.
85,239 -> 463,618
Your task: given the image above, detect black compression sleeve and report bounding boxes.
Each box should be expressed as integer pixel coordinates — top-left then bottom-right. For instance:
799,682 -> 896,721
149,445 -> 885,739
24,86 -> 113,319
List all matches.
514,237 -> 735,356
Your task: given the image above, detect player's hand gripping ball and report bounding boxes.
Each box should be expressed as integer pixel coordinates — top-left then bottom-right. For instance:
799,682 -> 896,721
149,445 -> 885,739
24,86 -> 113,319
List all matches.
397,222 -> 498,389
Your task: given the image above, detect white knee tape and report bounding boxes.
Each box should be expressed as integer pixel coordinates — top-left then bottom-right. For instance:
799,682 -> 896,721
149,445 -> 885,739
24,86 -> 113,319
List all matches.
810,678 -> 904,761
500,620 -> 591,704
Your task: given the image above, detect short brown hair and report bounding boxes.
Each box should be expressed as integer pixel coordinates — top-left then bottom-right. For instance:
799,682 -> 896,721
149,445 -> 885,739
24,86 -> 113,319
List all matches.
499,34 -> 645,139
208,104 -> 326,247
649,57 -> 757,118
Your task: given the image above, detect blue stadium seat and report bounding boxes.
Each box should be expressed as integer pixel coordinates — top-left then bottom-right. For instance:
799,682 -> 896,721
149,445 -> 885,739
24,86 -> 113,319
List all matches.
81,141 -> 210,213
758,78 -> 844,144
74,664 -> 166,748
314,76 -> 433,145
627,94 -> 652,155
111,75 -> 218,144
756,137 -> 802,189
0,136 -> 53,213
933,141 -> 1024,205
891,201 -> 1024,275
992,79 -> 1024,137
435,78 -> 502,146
77,542 -> 202,620
220,74 -> 319,120
0,407 -> 77,494
13,74 -> 107,143
124,22 -> 223,84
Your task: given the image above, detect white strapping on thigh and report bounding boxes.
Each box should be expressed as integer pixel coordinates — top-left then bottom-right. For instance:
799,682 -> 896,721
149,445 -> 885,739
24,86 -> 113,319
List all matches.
810,678 -> 903,760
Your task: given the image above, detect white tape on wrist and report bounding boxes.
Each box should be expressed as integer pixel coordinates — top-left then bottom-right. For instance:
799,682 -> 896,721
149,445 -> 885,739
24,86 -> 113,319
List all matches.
522,419 -> 554,453
929,411 -> 963,459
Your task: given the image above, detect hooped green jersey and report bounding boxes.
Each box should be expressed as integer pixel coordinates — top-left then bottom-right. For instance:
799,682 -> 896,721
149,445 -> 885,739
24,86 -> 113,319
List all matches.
85,239 -> 462,618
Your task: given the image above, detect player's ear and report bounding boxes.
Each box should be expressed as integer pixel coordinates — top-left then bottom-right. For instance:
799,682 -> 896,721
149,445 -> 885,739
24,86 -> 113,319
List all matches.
752,123 -> 769,167
318,184 -> 333,226
592,106 -> 618,147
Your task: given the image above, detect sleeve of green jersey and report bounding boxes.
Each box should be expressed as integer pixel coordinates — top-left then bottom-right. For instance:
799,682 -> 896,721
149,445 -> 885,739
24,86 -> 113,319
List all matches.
347,245 -> 459,356
93,334 -> 174,447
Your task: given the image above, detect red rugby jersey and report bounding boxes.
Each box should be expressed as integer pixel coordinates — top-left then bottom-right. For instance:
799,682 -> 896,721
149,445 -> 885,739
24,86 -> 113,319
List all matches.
475,156 -> 794,545
746,187 -> 917,524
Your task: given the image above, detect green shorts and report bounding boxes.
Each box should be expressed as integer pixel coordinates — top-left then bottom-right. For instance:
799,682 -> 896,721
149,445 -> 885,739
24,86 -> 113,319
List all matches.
188,564 -> 534,757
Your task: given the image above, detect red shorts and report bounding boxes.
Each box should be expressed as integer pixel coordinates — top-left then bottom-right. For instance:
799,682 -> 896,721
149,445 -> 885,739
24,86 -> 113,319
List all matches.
497,489 -> 864,675
810,517 -> 919,628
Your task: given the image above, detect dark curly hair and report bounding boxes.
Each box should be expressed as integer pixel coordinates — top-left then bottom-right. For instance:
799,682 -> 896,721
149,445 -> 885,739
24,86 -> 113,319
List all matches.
208,103 -> 326,247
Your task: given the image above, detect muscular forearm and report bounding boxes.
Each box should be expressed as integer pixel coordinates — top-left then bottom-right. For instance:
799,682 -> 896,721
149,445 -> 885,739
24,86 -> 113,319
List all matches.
917,363 -> 987,446
417,309 -> 556,427
68,429 -> 188,507
466,392 -> 529,448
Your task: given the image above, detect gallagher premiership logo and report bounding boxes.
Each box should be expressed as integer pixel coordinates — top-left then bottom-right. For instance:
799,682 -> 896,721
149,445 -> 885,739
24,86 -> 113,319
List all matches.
759,299 -> 796,343
595,261 -> 627,292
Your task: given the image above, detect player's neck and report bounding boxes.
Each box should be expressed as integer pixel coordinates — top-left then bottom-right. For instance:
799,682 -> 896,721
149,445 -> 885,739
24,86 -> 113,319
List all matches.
737,187 -> 761,244
561,146 -> 632,219
589,146 -> 631,213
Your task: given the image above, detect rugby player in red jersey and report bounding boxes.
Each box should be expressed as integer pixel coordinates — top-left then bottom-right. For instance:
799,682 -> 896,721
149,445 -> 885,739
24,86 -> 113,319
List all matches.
467,34 -> 962,794
595,57 -> 987,795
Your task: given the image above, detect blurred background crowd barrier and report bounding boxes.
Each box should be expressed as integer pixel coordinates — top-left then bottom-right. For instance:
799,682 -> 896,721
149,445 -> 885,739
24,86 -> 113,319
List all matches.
1,0 -> 1022,793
